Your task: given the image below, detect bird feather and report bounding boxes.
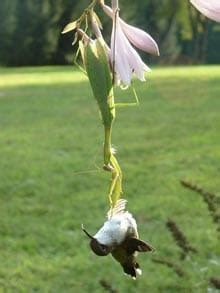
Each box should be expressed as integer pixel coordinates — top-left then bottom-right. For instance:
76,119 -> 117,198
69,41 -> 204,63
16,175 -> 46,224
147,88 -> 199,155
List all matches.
107,199 -> 127,219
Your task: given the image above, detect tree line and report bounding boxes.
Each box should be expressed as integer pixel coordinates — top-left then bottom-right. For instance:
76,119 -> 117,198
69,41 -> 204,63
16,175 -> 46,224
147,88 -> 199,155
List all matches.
0,0 -> 219,66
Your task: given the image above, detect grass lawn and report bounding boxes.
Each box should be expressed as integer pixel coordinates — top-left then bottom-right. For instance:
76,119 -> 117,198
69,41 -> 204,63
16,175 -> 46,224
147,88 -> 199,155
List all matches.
0,65 -> 220,292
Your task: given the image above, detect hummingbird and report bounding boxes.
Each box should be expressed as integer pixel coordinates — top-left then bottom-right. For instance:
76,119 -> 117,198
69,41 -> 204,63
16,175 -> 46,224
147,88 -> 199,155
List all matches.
82,199 -> 154,278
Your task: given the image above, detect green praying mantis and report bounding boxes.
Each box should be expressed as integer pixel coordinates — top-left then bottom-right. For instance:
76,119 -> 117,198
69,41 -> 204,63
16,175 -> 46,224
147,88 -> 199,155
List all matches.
83,37 -> 122,208
62,1 -> 141,210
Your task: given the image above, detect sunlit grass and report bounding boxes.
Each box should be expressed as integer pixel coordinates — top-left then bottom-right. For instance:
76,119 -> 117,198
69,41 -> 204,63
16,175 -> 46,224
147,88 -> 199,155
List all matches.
0,66 -> 87,87
0,66 -> 220,292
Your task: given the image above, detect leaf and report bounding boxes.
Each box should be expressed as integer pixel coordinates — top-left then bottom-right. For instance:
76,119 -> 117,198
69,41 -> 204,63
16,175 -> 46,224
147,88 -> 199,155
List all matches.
62,21 -> 78,34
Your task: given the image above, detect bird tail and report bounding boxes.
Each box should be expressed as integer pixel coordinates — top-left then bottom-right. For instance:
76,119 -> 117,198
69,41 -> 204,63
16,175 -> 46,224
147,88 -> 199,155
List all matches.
122,261 -> 142,279
107,198 -> 127,219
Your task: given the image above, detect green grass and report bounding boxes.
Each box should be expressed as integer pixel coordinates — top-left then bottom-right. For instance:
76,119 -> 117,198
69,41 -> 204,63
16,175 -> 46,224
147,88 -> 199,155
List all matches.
0,65 -> 220,292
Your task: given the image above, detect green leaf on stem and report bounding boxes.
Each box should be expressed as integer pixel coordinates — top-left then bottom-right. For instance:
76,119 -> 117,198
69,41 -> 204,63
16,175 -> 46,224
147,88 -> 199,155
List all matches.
62,21 -> 78,34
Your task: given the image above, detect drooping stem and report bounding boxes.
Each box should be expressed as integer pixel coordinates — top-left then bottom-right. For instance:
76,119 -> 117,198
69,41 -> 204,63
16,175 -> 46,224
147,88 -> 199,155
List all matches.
111,0 -> 119,85
111,0 -> 119,11
78,0 -> 98,27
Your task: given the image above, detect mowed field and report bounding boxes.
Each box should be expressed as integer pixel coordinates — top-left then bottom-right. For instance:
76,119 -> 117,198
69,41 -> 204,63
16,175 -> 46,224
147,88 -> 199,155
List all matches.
0,66 -> 220,292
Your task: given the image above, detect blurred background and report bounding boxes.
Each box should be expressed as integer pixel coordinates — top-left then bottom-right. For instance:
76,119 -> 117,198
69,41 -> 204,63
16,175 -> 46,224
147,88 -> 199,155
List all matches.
1,0 -> 220,66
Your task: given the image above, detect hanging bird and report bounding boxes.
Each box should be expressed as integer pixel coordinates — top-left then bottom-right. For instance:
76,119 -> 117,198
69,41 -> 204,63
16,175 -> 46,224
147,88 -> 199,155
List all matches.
82,199 -> 154,278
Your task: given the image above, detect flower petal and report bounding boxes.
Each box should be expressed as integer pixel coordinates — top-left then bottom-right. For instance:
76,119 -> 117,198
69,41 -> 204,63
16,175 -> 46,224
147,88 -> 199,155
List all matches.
111,17 -> 132,85
190,0 -> 220,22
111,18 -> 150,85
124,40 -> 151,82
102,4 -> 159,55
102,3 -> 114,18
120,20 -> 159,56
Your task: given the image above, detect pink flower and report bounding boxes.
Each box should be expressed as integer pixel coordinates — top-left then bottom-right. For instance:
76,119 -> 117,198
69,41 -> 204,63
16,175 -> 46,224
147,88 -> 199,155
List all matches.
101,3 -> 159,86
190,0 -> 220,22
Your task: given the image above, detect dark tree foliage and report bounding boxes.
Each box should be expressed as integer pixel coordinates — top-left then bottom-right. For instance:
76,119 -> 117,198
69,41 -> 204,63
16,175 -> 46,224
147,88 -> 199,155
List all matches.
0,0 -> 219,66
0,0 -> 78,65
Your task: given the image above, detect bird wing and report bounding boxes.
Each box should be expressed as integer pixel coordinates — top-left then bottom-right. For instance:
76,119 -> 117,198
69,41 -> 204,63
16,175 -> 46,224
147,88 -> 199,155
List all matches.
107,199 -> 127,219
126,238 -> 154,254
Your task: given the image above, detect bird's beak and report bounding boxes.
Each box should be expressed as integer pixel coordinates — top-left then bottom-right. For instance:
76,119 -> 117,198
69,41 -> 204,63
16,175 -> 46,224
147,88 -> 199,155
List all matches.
81,224 -> 94,239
